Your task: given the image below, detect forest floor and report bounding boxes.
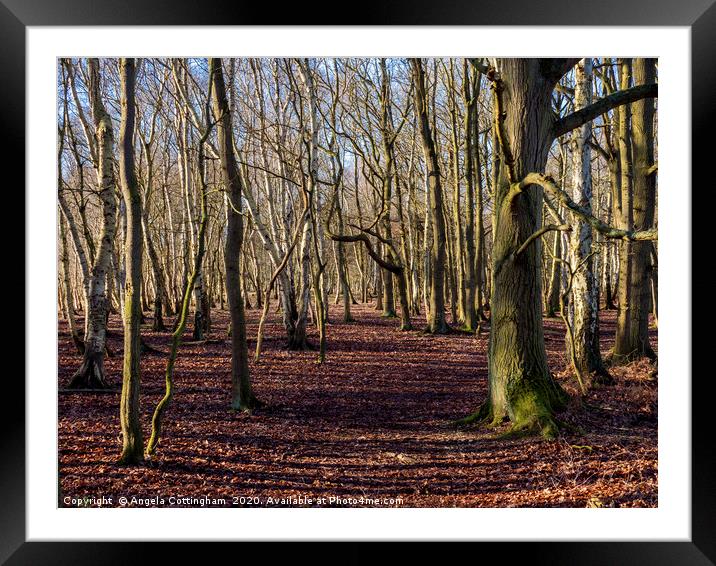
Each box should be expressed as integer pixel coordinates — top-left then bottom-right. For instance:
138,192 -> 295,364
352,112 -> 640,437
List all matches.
58,302 -> 658,508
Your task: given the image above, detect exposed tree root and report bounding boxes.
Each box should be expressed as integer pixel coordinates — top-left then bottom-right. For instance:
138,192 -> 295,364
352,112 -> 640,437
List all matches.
608,347 -> 657,366
68,353 -> 110,389
455,380 -> 569,441
453,400 -> 492,427
421,324 -> 453,336
498,415 -> 559,440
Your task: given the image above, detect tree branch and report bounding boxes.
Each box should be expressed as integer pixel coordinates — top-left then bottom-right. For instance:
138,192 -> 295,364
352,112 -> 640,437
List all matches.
514,172 -> 657,241
515,224 -> 571,257
552,83 -> 658,139
486,68 -> 518,184
327,230 -> 402,275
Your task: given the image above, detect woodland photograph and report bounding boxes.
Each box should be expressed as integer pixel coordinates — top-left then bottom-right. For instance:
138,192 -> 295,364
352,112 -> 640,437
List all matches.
57,56 -> 659,508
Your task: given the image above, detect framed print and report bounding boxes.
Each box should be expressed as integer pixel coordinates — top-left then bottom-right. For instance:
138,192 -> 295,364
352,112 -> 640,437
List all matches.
5,0 -> 712,563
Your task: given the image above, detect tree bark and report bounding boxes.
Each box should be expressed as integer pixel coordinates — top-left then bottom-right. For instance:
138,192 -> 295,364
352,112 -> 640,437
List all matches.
463,59 -> 574,437
623,57 -> 657,360
411,59 -> 449,334
566,58 -> 610,382
289,61 -> 320,347
117,58 -> 144,465
378,59 -> 398,319
211,58 -> 259,411
59,214 -> 84,353
545,229 -> 563,317
335,197 -> 353,322
68,59 -> 117,390
613,59 -> 636,361
461,60 -> 479,331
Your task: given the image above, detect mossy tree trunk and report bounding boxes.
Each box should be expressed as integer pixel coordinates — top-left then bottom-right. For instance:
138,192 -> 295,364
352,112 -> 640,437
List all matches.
461,57 -> 657,435
378,59 -> 398,319
608,57 -> 658,361
117,58 -> 144,465
461,59 -> 587,435
444,61 -> 466,326
625,57 -> 657,360
478,59 -> 573,437
473,94 -> 489,322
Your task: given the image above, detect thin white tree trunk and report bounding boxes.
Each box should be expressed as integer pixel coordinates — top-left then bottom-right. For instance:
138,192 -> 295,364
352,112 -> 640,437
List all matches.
567,58 -> 609,381
69,58 -> 117,389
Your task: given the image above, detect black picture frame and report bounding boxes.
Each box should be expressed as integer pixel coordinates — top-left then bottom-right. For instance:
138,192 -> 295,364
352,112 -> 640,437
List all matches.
5,1 -> 710,563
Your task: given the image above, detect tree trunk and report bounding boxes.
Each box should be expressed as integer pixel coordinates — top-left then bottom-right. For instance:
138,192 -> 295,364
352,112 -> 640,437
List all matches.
68,59 -> 117,390
650,243 -> 658,327
464,59 -> 574,437
211,58 -> 259,411
462,60 -> 479,331
446,62 -> 466,326
624,57 -> 657,360
602,192 -> 617,310
335,198 -> 353,322
380,59 -> 414,323
546,229 -> 563,317
566,58 -> 610,382
474,108 -> 488,322
411,58 -> 449,334
141,191 -> 167,331
374,261 -> 384,311
117,58 -> 144,465
613,59 -> 636,362
291,216 -> 313,349
59,214 -> 84,353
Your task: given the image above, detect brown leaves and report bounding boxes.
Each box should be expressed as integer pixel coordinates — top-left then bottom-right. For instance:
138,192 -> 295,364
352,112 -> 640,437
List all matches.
58,306 -> 657,508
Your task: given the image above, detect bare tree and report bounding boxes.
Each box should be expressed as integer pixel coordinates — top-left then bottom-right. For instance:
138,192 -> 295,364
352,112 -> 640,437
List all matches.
68,59 -> 118,389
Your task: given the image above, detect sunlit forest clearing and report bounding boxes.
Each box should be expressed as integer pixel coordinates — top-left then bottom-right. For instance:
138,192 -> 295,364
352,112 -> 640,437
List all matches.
57,57 -> 658,507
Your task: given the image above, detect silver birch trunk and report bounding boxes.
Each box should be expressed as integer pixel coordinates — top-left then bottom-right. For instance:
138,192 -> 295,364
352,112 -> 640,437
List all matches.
566,58 -> 609,381
68,58 -> 118,389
